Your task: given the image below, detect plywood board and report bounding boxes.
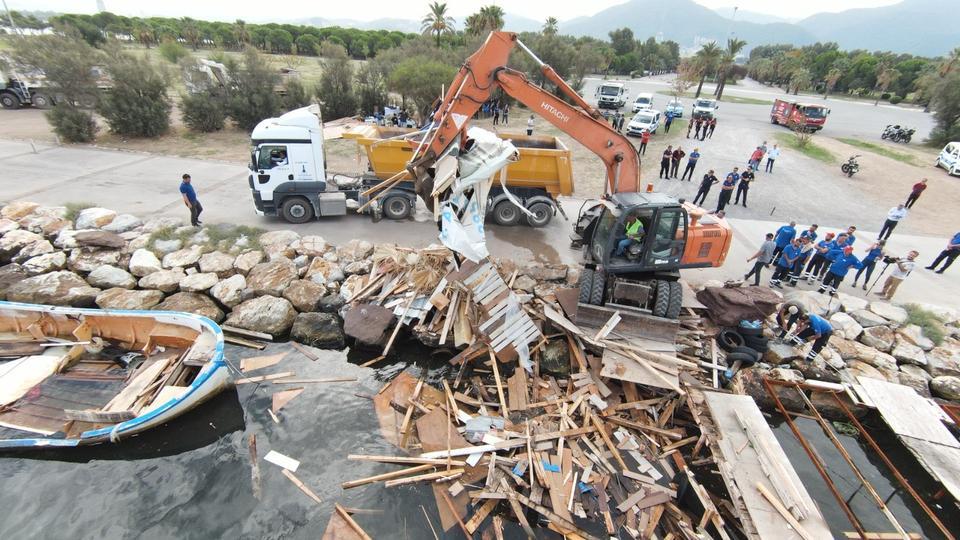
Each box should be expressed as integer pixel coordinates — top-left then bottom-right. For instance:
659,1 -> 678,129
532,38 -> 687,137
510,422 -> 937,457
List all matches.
600,349 -> 677,390
703,391 -> 832,540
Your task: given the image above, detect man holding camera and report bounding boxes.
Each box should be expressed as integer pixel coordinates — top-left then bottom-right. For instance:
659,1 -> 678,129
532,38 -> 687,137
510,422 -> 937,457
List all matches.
876,251 -> 919,300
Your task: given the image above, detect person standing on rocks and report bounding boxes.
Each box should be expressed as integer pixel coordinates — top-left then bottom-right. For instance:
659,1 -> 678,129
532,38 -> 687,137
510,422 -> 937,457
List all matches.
878,203 -> 908,241
744,232 -> 776,286
851,240 -> 885,290
764,144 -> 780,173
670,146 -> 685,178
904,178 -> 927,208
681,147 -> 701,181
877,250 -> 918,300
715,168 -> 739,213
925,231 -> 960,274
692,169 -> 719,206
795,312 -> 834,361
819,245 -> 862,296
179,173 -> 202,227
660,145 -> 673,179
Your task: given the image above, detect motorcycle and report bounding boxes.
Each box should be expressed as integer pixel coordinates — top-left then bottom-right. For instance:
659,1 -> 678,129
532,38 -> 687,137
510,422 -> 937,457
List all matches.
841,155 -> 861,177
881,124 -> 900,140
894,127 -> 915,143
881,124 -> 915,143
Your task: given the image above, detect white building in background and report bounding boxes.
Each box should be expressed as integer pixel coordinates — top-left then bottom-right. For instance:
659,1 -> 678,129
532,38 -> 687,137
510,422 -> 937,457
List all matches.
96,0 -> 107,12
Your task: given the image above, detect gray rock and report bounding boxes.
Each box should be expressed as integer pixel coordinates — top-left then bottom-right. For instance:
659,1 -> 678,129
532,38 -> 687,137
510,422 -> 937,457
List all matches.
74,207 -> 116,229
141,216 -> 182,232
336,239 -> 373,261
234,250 -> 264,274
829,312 -> 863,340
198,251 -> 235,276
162,245 -> 203,269
343,304 -> 393,346
513,275 -> 537,293
896,324 -> 935,351
900,363 -> 932,381
67,248 -> 121,274
22,251 -> 67,276
18,213 -> 66,235
53,229 -> 86,250
859,325 -> 895,352
282,280 -> 327,312
836,292 -> 869,313
154,292 -> 224,323
868,301 -> 908,325
290,312 -> 345,349
522,263 -> 567,282
247,259 -> 298,296
829,338 -> 861,361
763,342 -> 800,365
767,367 -> 806,383
317,294 -> 346,314
86,265 -> 137,289
101,213 -> 143,233
138,268 -> 186,293
12,238 -> 54,263
293,235 -> 327,257
225,295 -> 298,336
339,274 -> 365,300
343,260 -> 372,275
0,229 -> 44,261
153,238 -> 182,254
930,376 -> 960,401
179,272 -> 219,293
209,274 -> 246,308
925,347 -> 960,378
128,248 -> 162,277
849,309 -> 888,328
891,340 -> 927,367
897,370 -> 932,398
1,201 -> 39,220
6,271 -> 99,307
847,360 -> 894,382
123,234 -> 151,254
856,349 -> 899,372
96,288 -> 165,310
0,218 -> 19,234
0,263 -> 28,300
74,230 -> 126,249
790,357 -> 841,383
259,229 -> 301,248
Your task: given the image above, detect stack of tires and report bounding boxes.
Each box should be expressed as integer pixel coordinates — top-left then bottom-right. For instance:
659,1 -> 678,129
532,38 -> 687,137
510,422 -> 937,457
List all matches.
716,320 -> 769,368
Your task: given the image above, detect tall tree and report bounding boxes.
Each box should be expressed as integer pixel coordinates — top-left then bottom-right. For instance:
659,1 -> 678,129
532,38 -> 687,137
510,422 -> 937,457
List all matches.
714,37 -> 747,100
789,67 -> 812,95
693,42 -> 721,98
421,2 -> 456,47
874,65 -> 900,105
233,20 -> 250,49
542,17 -> 559,36
478,5 -> 504,33
608,28 -> 634,57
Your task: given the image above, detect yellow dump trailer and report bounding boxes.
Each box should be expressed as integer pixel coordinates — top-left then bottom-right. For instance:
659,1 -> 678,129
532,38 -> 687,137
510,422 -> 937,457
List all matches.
344,125 -> 573,226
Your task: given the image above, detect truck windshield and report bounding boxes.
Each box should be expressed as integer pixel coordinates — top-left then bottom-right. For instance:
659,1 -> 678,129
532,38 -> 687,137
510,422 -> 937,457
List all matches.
804,107 -> 827,119
636,97 -> 651,104
695,100 -> 714,108
600,86 -> 621,96
633,113 -> 654,124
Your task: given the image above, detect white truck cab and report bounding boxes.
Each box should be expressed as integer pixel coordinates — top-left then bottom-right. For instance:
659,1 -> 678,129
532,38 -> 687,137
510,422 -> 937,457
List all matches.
691,98 -> 718,119
596,82 -> 627,109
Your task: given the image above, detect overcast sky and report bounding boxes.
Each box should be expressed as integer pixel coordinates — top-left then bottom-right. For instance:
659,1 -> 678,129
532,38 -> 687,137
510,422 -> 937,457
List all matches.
7,0 -> 904,24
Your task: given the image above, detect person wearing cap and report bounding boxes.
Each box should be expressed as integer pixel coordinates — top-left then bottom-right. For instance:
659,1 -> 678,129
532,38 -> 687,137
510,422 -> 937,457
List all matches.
796,313 -> 834,361
802,232 -> 835,283
771,220 -> 797,264
925,231 -> 960,274
800,224 -> 818,244
769,238 -> 801,289
776,299 -> 807,339
851,240 -> 885,290
819,245 -> 863,296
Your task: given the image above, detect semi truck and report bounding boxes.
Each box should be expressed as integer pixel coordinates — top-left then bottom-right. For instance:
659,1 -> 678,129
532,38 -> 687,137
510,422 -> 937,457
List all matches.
595,82 -> 628,109
770,99 -> 830,131
248,106 -> 574,227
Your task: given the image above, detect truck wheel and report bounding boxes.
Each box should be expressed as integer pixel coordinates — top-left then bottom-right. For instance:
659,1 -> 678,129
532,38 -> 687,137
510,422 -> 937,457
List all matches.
770,117 -> 777,124
578,268 -> 595,304
492,200 -> 521,226
652,280 -> 670,318
524,201 -> 553,227
590,270 -> 606,305
382,196 -> 411,220
77,94 -> 97,109
31,94 -> 52,109
0,92 -> 20,109
280,197 -> 314,224
666,281 -> 682,319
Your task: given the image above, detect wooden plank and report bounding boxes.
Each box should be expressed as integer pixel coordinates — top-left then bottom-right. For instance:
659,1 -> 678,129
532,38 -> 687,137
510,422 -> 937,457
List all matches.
290,341 -> 320,361
62,408 -> 135,423
464,499 -> 497,534
600,349 -> 680,392
271,377 -> 357,384
756,483 -> 815,540
342,464 -> 436,489
334,504 -> 373,540
348,455 -> 467,467
224,335 -> 266,349
234,371 -> 295,384
272,388 -> 304,413
101,356 -> 173,412
506,368 -> 528,411
489,350 -> 509,417
282,469 -> 322,505
222,325 -> 274,341
241,352 -> 287,373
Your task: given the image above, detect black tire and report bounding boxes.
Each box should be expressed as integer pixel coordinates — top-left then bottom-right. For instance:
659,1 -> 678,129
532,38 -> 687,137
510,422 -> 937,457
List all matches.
743,335 -> 770,353
729,346 -> 760,361
382,195 -> 411,220
578,268 -> 595,304
525,201 -> 553,228
666,281 -> 682,320
652,279 -> 670,318
492,200 -> 521,226
904,135 -> 911,143
280,197 -> 314,224
30,94 -> 52,109
0,92 -> 20,110
726,351 -> 758,366
589,270 -> 606,306
717,328 -> 745,352
841,164 -> 850,174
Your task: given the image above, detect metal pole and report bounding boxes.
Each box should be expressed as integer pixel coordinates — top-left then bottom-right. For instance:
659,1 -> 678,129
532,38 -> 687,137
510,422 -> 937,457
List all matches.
865,262 -> 891,295
760,377 -> 869,538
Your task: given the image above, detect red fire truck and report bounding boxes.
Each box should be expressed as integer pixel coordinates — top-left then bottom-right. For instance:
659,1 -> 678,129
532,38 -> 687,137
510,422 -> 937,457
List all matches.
770,99 -> 830,132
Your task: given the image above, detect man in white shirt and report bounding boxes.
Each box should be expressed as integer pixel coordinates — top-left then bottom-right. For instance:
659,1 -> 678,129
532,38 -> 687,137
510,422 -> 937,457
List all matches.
876,250 -> 918,300
878,203 -> 908,240
764,144 -> 781,173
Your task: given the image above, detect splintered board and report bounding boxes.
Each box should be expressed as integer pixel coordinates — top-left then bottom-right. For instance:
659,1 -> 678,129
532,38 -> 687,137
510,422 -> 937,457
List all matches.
600,349 -> 678,390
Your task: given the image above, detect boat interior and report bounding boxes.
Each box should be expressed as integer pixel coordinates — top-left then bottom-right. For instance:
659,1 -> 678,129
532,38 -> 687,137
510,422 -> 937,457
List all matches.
0,307 -> 217,441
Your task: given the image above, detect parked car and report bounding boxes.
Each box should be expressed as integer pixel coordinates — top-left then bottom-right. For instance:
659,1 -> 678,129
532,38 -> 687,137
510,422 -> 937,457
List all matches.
665,99 -> 684,118
626,109 -> 662,136
631,93 -> 654,112
936,142 -> 960,176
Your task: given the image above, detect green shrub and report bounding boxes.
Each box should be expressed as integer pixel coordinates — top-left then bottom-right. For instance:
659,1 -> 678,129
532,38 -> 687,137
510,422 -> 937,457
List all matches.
881,92 -> 891,100
226,48 -> 282,130
98,52 -> 171,137
158,40 -> 189,64
904,304 -> 947,345
181,92 -> 227,132
889,95 -> 903,105
281,78 -> 311,110
63,201 -> 96,222
45,104 -> 98,142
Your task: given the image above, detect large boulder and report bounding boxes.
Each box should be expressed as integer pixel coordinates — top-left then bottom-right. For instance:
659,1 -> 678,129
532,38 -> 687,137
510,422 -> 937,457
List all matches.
6,271 -> 99,307
225,296 -> 297,337
343,304 -> 394,346
855,348 -> 899,372
896,325 -> 935,352
198,251 -> 235,276
732,366 -> 805,413
829,338 -> 861,361
891,340 -> 927,367
868,301 -> 908,325
282,280 -> 327,312
859,325 -> 895,352
74,230 -> 126,249
522,263 -> 567,282
18,213 -> 68,236
847,360 -> 892,382
0,263 -> 28,300
74,207 -> 117,229
897,370 -> 932,398
849,309 -> 889,328
22,252 -> 67,275
829,312 -> 863,340
260,230 -> 300,260
0,218 -> 19,234
67,248 -> 121,274
128,248 -> 162,277
153,238 -> 182,255
293,235 -> 328,257
1,201 -> 39,220
86,265 -> 137,289
790,357 -> 841,383
162,245 -> 203,269
12,238 -> 54,263
318,294 -> 346,314
304,257 -> 343,284
138,268 -> 186,293
101,214 -> 142,233
246,259 -> 298,296
179,272 -> 219,293
337,239 -> 374,261
141,216 -> 182,232
836,292 -> 869,313
900,363 -> 932,381
154,292 -> 224,323
339,274 -> 366,300
234,250 -> 264,275
96,288 -> 165,310
763,342 -> 801,365
925,347 -> 960,378
930,376 -> 960,401
209,274 -> 246,308
290,312 -> 345,349
0,229 -> 44,261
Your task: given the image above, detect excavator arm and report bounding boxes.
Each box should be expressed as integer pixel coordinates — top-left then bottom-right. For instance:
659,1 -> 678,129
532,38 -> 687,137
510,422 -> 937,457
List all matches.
409,31 -> 641,204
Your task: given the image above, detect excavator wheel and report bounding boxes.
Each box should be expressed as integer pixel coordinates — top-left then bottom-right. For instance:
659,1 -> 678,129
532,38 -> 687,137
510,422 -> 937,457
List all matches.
578,268 -> 595,304
589,270 -> 606,305
652,279 -> 671,318
666,281 -> 682,319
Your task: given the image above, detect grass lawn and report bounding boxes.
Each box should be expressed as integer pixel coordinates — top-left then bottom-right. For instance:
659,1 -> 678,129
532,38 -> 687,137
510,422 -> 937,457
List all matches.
775,132 -> 836,164
835,137 -> 920,166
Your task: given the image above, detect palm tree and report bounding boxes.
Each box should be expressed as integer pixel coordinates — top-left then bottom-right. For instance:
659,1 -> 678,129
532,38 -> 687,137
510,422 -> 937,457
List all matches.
478,5 -> 505,32
543,17 -> 559,36
464,13 -> 482,36
823,67 -> 843,99
789,68 -> 812,95
938,47 -> 960,77
181,18 -> 202,51
421,2 -> 456,47
714,37 -> 746,100
693,42 -> 722,98
233,20 -> 250,49
874,66 -> 900,105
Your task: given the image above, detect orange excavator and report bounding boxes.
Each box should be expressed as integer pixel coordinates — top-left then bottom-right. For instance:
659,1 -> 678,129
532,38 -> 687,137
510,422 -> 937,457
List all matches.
408,31 -> 731,320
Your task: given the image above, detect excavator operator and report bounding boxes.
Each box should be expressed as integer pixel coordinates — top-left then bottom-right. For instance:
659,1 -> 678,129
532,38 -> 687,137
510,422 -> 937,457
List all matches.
615,213 -> 646,257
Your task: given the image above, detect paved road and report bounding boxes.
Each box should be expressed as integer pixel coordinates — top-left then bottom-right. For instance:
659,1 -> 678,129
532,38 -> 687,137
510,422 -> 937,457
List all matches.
3,139 -> 957,308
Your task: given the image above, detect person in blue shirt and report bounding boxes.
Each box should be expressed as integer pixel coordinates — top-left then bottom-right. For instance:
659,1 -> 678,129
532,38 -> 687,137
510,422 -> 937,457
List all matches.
802,232 -> 835,283
179,173 -> 202,226
843,225 -> 857,246
796,313 -> 834,361
851,240 -> 885,290
926,231 -> 960,274
799,224 -> 818,244
769,238 -> 801,288
771,220 -> 797,264
680,148 -> 701,181
788,236 -> 815,286
819,245 -> 863,296
815,232 -> 850,282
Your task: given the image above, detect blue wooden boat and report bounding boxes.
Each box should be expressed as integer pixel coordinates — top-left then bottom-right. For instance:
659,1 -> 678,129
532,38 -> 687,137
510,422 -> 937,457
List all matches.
0,301 -> 231,449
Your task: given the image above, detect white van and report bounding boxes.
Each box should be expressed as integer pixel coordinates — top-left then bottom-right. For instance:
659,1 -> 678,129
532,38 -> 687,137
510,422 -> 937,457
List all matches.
632,93 -> 654,112
626,109 -> 662,136
936,142 -> 960,176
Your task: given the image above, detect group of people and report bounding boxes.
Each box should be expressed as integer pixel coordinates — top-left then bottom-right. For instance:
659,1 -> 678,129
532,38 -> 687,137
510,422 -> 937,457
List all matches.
685,115 -> 717,141
481,100 -> 510,125
658,145 -> 702,180
609,111 -> 626,132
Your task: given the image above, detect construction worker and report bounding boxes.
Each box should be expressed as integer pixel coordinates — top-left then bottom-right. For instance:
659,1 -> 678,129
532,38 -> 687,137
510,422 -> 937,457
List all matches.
926,231 -> 960,274
615,214 -> 645,256
692,170 -> 718,206
796,313 -> 834,361
776,300 -> 807,338
788,236 -> 815,286
659,146 -> 673,179
803,232 -> 835,283
800,224 -> 818,243
771,220 -> 797,263
819,245 -> 862,296
851,240 -> 885,290
769,238 -> 801,289
877,251 -> 919,300
744,232 -> 776,286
